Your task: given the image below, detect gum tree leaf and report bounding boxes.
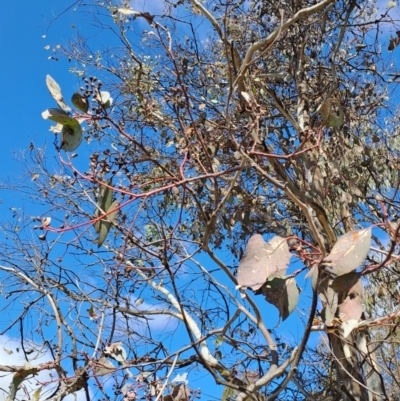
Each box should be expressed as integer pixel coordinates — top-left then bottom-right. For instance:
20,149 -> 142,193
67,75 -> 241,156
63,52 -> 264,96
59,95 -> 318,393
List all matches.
332,272 -> 364,323
71,92 -> 89,113
320,98 -> 344,128
46,75 -> 71,112
331,272 -> 363,296
95,91 -> 113,109
171,383 -> 190,401
262,276 -> 299,320
105,342 -> 127,364
305,263 -> 319,291
237,234 -> 291,291
32,387 -> 42,401
97,200 -> 119,247
171,372 -> 188,384
42,108 -> 83,151
94,179 -> 113,232
117,8 -> 141,16
323,227 -> 371,276
93,356 -> 115,376
42,108 -> 78,127
60,125 -> 83,151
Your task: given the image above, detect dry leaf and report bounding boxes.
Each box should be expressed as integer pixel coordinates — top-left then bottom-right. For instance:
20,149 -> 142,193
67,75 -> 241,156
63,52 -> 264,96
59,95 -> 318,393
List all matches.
46,75 -> 71,112
32,387 -> 42,401
237,235 -> 291,291
93,357 -> 115,376
117,8 -> 141,16
171,383 -> 190,401
105,342 -> 127,364
335,273 -> 364,323
241,91 -> 252,106
323,228 -> 371,276
87,306 -> 99,320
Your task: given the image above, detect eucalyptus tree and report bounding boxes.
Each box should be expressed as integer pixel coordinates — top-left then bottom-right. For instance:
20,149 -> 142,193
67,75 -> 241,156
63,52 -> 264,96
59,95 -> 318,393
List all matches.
1,1 -> 400,400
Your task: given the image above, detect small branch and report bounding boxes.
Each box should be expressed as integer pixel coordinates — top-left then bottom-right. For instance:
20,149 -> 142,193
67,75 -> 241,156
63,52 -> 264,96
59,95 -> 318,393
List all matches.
310,309 -> 400,332
291,376 -> 317,401
154,355 -> 179,401
107,248 -> 220,368
188,0 -> 224,41
239,0 -> 336,77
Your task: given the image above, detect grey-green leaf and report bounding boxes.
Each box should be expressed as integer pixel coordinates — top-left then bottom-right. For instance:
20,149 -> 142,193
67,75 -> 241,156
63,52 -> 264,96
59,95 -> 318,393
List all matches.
45,75 -> 71,112
71,92 -> 89,113
94,179 -> 113,233
42,108 -> 77,127
262,276 -> 299,320
42,108 -> 83,151
60,124 -> 82,151
97,200 -> 119,247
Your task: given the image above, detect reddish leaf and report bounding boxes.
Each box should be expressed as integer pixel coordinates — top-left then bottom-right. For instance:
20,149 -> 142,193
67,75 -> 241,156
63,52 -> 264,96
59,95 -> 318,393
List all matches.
319,272 -> 364,327
262,276 -> 299,320
323,227 -> 371,276
237,235 -> 291,291
338,294 -> 363,323
171,383 -> 190,401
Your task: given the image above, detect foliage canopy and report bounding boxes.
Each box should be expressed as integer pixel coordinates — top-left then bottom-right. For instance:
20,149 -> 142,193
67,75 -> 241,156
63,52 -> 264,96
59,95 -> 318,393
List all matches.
1,1 -> 400,400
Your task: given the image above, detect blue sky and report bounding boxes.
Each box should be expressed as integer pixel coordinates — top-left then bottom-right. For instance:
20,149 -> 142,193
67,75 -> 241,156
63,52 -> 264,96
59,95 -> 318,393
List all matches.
0,2 -> 79,208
